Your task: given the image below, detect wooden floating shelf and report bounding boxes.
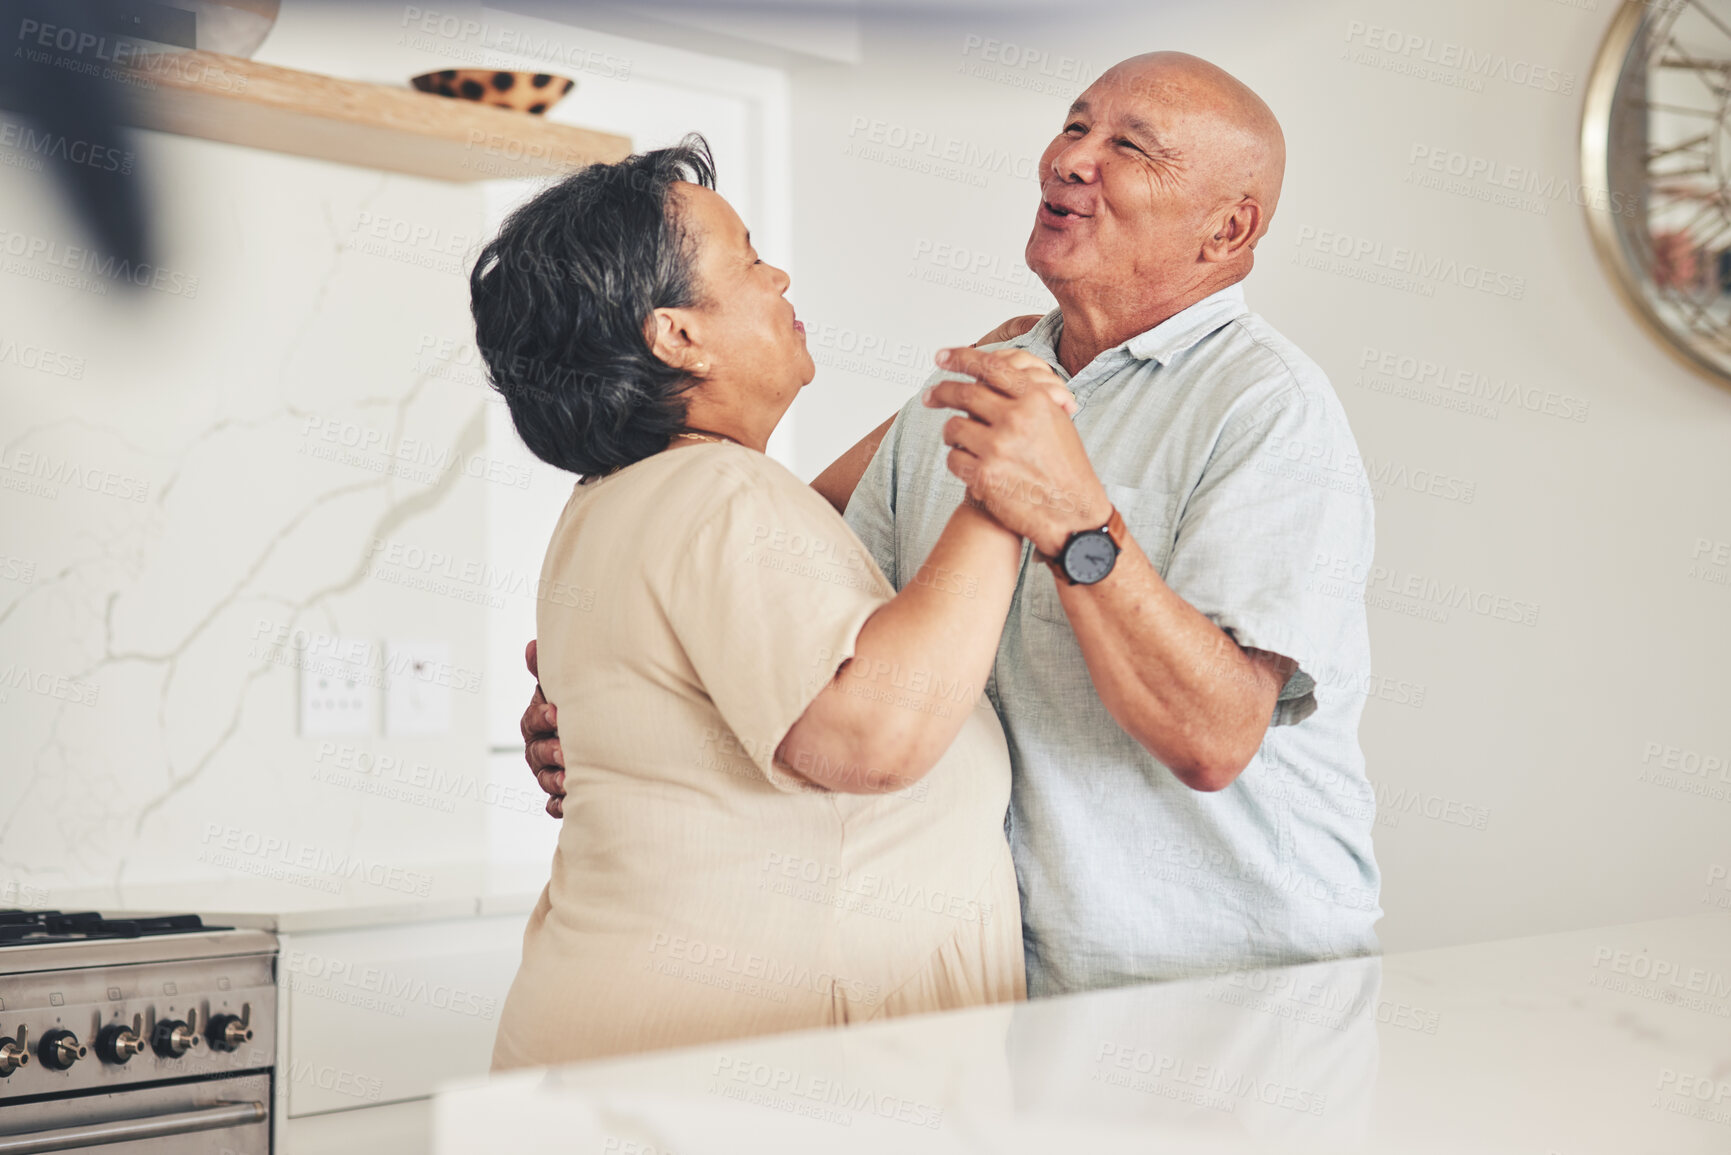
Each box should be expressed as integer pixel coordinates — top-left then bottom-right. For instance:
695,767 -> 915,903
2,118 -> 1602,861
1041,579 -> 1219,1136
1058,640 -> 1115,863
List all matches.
115,50 -> 631,182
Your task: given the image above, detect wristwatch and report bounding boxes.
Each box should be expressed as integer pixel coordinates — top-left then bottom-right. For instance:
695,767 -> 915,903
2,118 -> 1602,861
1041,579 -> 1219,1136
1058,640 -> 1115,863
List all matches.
1039,507 -> 1127,586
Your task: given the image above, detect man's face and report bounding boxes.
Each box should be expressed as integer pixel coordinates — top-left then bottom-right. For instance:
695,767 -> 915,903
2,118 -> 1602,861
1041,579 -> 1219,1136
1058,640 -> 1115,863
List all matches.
1025,70 -> 1210,293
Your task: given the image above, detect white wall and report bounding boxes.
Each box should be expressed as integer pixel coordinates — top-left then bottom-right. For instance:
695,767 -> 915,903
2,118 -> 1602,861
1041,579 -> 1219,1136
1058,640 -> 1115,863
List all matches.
750,0 -> 1731,952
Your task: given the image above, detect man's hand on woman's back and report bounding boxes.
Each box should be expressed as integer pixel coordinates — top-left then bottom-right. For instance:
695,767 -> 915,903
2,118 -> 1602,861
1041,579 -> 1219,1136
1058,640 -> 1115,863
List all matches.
521,640 -> 566,818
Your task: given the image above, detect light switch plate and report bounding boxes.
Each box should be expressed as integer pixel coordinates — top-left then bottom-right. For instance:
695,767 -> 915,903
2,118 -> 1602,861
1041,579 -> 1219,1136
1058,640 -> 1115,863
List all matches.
385,640 -> 452,737
299,638 -> 375,736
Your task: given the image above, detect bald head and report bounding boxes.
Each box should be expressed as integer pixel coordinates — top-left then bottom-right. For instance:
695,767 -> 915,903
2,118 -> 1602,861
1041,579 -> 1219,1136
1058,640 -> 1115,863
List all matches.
1095,52 -> 1286,240
1025,52 -> 1288,368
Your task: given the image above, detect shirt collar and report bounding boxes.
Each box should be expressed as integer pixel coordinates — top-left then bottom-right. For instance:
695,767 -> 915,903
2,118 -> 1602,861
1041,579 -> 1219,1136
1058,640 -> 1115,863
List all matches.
1021,283 -> 1251,372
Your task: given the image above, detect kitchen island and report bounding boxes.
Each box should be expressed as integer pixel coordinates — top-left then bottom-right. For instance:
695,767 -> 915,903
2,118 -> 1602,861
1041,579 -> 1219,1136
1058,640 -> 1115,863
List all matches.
431,912 -> 1731,1154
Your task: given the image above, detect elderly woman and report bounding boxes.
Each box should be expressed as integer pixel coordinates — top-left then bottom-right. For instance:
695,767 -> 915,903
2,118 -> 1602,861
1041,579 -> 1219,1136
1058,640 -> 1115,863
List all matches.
473,137 -> 1055,1069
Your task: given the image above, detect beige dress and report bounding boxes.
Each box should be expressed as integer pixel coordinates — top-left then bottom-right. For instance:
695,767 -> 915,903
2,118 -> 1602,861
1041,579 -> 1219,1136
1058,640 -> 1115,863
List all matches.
491,442 -> 1024,1071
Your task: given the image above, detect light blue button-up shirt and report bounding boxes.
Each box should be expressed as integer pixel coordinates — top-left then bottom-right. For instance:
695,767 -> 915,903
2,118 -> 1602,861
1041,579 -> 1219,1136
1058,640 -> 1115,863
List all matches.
845,283 -> 1382,996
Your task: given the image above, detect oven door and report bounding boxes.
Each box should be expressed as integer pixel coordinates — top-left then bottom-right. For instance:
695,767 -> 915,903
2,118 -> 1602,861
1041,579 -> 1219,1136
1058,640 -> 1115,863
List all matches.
0,1072 -> 270,1154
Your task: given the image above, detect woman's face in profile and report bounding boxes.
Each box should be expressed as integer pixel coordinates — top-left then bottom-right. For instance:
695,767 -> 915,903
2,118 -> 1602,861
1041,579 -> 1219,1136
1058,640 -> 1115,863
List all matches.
671,182 -> 815,402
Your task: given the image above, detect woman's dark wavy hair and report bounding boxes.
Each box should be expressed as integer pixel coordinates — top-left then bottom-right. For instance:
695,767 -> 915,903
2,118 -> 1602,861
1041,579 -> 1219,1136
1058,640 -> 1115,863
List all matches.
469,133 -> 717,476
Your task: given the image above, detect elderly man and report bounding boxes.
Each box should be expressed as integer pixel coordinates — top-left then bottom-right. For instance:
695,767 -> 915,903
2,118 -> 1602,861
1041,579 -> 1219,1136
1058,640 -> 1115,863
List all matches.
523,52 -> 1380,996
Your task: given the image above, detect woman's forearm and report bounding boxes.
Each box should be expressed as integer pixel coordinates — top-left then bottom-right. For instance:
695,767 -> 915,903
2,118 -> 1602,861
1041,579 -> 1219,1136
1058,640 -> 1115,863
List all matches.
777,501 -> 1021,792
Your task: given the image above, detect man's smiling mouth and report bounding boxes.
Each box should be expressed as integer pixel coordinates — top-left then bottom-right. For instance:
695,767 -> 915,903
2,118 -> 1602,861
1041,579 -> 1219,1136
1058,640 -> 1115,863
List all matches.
1040,199 -> 1093,221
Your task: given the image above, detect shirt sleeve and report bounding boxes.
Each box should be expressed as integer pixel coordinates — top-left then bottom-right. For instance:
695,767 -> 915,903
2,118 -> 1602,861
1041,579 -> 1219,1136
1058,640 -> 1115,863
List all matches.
842,405 -> 907,591
664,462 -> 895,790
1163,391 -> 1375,727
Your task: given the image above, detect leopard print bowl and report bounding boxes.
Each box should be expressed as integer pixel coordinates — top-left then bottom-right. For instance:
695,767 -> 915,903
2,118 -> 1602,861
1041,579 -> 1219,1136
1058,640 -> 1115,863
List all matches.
410,70 -> 576,116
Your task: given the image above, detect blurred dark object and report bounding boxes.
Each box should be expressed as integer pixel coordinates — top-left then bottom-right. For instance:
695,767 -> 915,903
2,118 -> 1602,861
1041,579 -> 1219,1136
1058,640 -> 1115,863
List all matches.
0,0 -> 278,284
412,69 -> 576,116
0,0 -> 161,280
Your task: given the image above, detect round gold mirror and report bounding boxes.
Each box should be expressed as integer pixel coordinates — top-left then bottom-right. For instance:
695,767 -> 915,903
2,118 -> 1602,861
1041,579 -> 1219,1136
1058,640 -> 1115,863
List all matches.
1584,0 -> 1731,388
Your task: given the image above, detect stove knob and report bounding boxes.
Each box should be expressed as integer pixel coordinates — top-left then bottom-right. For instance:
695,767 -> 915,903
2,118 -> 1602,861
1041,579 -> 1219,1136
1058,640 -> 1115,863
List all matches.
0,1026 -> 28,1077
95,1015 -> 147,1065
150,1008 -> 201,1058
206,1003 -> 252,1053
38,1028 -> 86,1071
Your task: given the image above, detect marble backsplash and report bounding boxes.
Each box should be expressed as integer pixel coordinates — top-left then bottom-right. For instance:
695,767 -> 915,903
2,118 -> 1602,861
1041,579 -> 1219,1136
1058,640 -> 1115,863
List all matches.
0,123 -> 537,906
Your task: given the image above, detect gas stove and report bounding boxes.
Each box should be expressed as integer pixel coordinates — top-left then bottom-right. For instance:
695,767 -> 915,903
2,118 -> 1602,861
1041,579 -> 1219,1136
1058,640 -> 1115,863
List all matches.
0,910 -> 220,946
0,909 -> 277,1154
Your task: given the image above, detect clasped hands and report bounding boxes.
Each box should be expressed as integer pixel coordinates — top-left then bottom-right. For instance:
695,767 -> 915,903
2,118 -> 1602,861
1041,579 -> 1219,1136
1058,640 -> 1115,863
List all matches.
924,345 -> 1112,558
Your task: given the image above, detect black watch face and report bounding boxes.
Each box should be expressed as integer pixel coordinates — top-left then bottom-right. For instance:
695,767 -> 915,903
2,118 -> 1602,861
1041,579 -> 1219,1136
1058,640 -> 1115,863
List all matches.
1062,530 -> 1118,584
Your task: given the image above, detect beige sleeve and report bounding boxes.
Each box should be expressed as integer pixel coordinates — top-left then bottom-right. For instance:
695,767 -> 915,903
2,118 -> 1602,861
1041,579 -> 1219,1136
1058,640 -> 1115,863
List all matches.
663,467 -> 893,792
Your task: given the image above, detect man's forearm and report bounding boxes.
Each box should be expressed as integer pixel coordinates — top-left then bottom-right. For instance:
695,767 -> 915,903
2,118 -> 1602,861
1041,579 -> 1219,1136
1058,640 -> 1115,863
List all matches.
810,414 -> 895,514
1055,537 -> 1289,791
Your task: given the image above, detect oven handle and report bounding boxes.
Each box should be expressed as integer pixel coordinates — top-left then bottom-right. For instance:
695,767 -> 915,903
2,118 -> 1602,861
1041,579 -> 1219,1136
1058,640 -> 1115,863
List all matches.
0,1100 -> 266,1154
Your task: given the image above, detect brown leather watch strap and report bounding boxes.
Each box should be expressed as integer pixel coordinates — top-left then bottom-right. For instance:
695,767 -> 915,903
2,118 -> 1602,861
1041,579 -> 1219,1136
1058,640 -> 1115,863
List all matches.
1038,506 -> 1126,582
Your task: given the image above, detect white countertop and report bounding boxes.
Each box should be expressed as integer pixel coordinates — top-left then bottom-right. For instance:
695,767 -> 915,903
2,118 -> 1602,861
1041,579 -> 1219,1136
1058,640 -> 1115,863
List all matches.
44,859 -> 547,934
431,913 -> 1731,1153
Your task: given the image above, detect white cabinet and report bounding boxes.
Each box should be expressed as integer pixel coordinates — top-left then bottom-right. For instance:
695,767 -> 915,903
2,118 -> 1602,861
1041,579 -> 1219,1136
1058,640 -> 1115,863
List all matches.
283,1099 -> 432,1155
276,913 -> 527,1150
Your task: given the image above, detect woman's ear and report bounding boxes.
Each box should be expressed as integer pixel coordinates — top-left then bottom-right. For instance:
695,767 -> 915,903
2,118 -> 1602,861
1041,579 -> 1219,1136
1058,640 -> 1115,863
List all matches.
646,307 -> 703,372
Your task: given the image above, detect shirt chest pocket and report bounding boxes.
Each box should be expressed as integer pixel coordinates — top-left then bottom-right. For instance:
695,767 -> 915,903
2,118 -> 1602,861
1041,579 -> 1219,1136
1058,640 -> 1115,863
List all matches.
1026,482 -> 1178,624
